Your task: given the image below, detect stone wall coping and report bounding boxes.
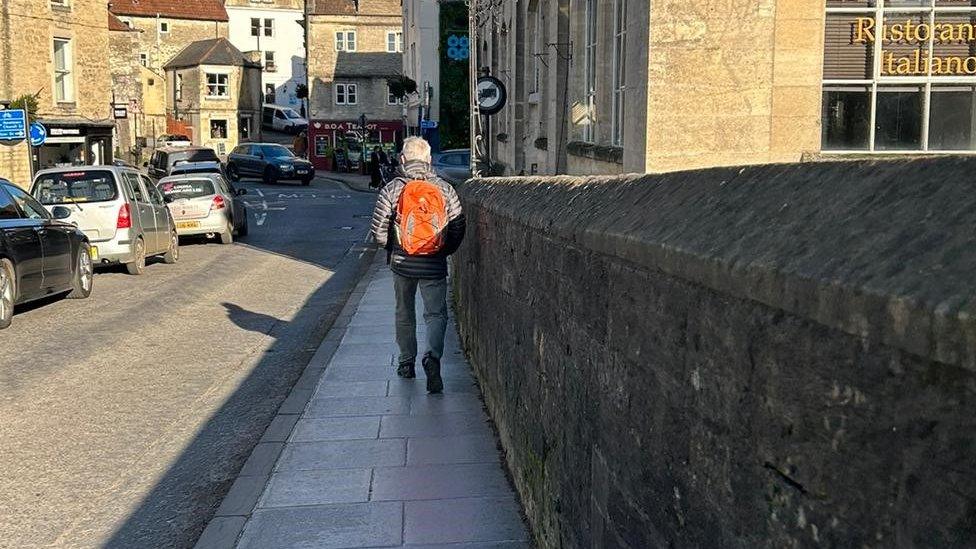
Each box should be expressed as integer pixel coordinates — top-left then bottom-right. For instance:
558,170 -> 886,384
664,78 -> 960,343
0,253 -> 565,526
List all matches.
462,157 -> 976,371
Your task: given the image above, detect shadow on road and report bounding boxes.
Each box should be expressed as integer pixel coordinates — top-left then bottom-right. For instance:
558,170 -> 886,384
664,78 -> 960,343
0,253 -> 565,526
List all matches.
222,302 -> 284,335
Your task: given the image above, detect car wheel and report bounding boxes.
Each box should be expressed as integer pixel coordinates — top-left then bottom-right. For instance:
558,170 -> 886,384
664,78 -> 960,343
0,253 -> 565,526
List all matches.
67,243 -> 94,299
220,223 -> 234,245
227,164 -> 240,182
301,177 -> 312,186
263,166 -> 277,185
0,258 -> 15,330
163,231 -> 180,264
126,238 -> 147,275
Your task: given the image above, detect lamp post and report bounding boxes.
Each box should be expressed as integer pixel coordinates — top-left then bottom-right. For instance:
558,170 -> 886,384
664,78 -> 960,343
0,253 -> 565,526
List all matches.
359,113 -> 368,174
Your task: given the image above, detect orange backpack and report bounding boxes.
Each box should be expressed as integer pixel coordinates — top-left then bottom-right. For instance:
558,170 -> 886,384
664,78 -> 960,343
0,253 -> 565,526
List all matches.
396,179 -> 448,256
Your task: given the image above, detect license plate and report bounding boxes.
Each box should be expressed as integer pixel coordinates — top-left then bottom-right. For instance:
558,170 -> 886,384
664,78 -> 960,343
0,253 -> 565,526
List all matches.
297,170 -> 308,175
89,246 -> 98,260
177,221 -> 201,229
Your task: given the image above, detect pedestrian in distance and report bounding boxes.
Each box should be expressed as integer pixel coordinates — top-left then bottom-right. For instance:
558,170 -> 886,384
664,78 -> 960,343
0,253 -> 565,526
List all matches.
293,130 -> 308,159
369,146 -> 385,189
370,137 -> 466,394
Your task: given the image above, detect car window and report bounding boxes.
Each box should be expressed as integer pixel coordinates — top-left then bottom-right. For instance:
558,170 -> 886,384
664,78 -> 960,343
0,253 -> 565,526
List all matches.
159,179 -> 216,200
169,149 -> 219,167
5,184 -> 50,220
214,175 -> 232,194
122,173 -> 148,202
439,154 -> 460,166
262,145 -> 293,158
146,181 -> 165,206
0,184 -> 22,220
32,170 -> 119,205
275,110 -> 286,119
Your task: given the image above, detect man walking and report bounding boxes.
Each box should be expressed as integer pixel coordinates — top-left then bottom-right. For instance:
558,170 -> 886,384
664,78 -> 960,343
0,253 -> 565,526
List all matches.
370,137 -> 465,393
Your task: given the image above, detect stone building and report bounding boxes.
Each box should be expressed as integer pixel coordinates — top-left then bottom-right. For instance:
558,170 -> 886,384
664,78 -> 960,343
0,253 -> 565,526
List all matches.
164,38 -> 263,155
475,0 -> 823,175
108,0 -> 229,75
225,0 -> 307,112
402,0 -> 437,137
306,0 -> 405,170
0,0 -> 115,186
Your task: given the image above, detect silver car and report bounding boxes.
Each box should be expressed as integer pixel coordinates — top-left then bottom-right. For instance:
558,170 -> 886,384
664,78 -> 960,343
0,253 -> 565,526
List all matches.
158,173 -> 248,244
31,167 -> 179,275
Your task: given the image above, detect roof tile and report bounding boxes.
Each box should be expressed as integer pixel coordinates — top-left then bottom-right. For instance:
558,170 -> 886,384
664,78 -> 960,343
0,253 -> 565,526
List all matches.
108,0 -> 229,22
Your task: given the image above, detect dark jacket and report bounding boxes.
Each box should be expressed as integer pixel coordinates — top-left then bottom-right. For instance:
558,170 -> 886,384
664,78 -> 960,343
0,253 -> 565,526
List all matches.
370,160 -> 466,279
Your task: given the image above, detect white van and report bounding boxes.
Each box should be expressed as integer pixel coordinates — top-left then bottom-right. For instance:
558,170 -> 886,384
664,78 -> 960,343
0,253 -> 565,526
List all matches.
262,104 -> 308,134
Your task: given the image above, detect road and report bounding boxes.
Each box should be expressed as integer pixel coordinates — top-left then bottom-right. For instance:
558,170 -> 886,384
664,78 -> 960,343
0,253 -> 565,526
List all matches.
0,177 -> 377,548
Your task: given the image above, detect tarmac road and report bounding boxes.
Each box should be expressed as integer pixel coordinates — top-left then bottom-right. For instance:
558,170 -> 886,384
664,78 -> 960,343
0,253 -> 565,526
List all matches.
0,176 -> 376,548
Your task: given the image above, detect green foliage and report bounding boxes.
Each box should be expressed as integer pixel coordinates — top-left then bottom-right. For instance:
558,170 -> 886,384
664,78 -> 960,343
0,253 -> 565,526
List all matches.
387,75 -> 418,100
295,83 -> 308,100
439,1 -> 470,150
9,94 -> 38,120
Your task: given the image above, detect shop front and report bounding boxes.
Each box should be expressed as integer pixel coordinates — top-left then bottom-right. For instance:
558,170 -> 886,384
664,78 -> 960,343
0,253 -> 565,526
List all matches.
823,0 -> 976,153
34,120 -> 115,170
308,119 -> 404,171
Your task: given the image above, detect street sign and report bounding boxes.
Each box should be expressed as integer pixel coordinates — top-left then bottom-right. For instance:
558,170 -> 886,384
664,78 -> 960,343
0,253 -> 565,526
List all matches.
113,105 -> 128,119
0,109 -> 27,141
477,76 -> 507,116
29,122 -> 47,146
420,120 -> 438,130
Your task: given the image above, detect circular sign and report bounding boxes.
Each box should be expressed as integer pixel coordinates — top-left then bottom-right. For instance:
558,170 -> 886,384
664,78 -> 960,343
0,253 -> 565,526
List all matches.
477,76 -> 507,116
29,122 -> 47,146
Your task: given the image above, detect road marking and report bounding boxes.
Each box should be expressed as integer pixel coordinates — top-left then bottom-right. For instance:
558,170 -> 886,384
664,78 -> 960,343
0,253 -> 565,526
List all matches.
255,188 -> 264,198
256,213 -> 268,226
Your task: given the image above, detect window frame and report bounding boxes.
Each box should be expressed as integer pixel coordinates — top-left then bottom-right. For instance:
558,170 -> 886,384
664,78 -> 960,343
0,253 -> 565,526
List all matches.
205,72 -> 230,99
52,37 -> 74,103
388,84 -> 404,105
387,30 -> 403,53
210,119 -> 228,140
582,0 -> 598,143
611,0 -> 627,147
335,30 -> 357,52
250,18 -> 261,37
264,50 -> 276,71
158,20 -> 169,34
822,1 -> 976,154
335,82 -> 358,105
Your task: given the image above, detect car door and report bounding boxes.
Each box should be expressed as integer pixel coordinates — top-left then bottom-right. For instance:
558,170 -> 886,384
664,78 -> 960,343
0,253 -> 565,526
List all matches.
144,177 -> 171,251
5,183 -> 73,291
215,175 -> 243,230
0,183 -> 44,300
121,172 -> 158,252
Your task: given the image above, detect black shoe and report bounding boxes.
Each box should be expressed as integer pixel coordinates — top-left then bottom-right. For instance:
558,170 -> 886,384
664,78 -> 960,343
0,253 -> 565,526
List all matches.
396,361 -> 416,379
422,353 -> 443,394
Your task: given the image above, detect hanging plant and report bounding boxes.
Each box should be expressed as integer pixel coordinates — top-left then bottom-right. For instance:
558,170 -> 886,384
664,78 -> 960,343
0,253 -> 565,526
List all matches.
386,74 -> 418,100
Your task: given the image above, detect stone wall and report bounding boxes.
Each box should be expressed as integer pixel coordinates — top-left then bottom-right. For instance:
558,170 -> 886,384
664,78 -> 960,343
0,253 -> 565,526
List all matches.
453,158 -> 976,548
121,16 -> 229,74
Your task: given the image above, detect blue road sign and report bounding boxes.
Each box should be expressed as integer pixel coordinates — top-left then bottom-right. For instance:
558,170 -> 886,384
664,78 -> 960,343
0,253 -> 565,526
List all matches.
0,109 -> 27,141
420,120 -> 439,130
29,122 -> 47,147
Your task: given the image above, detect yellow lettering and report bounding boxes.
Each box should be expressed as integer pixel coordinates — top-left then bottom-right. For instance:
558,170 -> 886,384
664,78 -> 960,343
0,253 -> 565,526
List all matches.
896,56 -> 912,75
946,56 -> 964,74
890,24 -> 904,42
905,19 -> 917,43
916,22 -> 931,42
930,56 -> 944,75
965,56 -> 976,74
854,17 -> 875,44
939,24 -> 956,43
884,51 -> 896,75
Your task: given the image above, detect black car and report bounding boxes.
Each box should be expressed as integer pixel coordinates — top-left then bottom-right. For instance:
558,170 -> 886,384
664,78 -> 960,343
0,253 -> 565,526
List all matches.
226,143 -> 315,186
0,178 -> 93,330
146,146 -> 221,180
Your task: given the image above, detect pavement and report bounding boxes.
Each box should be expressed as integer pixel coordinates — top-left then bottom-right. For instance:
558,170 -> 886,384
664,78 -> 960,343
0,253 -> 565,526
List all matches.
0,177 -> 377,548
321,170 -> 376,194
196,253 -> 532,549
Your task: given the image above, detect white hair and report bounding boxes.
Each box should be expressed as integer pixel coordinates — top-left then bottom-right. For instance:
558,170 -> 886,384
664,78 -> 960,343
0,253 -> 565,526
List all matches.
400,136 -> 432,163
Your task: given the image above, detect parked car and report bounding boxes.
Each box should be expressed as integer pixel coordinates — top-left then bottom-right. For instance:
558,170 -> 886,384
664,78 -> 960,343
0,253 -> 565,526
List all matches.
432,149 -> 472,185
158,173 -> 248,244
262,104 -> 308,134
156,134 -> 192,148
146,146 -> 220,180
169,161 -> 226,178
30,167 -> 179,275
0,178 -> 93,329
226,143 -> 315,185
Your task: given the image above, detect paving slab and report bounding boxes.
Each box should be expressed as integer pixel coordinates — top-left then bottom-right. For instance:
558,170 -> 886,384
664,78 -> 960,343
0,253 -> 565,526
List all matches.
371,463 -> 512,501
407,435 -> 501,465
313,380 -> 390,398
305,395 -> 411,417
380,412 -> 491,439
275,439 -> 406,471
258,469 -> 372,508
238,502 -> 403,549
405,497 -> 529,545
409,393 -> 486,416
290,417 -> 382,442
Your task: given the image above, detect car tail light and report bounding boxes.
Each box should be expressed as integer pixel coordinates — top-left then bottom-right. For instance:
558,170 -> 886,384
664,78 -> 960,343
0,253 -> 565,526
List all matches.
211,195 -> 226,210
117,203 -> 131,229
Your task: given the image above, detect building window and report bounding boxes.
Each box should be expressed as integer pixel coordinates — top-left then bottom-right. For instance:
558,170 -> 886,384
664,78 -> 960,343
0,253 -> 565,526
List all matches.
388,85 -> 404,105
335,83 -> 358,105
264,18 -> 274,37
265,51 -> 276,71
582,0 -> 598,143
611,0 -> 627,146
251,18 -> 260,36
139,53 -> 148,67
53,38 -> 73,103
265,84 -> 276,104
50,0 -> 69,8
531,4 -> 542,94
159,20 -> 169,33
387,31 -> 403,53
211,119 -> 227,139
176,73 -> 184,101
206,73 -> 229,98
335,31 -> 357,52
822,1 -> 976,152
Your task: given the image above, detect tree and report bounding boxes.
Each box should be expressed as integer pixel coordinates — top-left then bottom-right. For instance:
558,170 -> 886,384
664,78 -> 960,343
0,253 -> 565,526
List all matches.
9,94 -> 38,120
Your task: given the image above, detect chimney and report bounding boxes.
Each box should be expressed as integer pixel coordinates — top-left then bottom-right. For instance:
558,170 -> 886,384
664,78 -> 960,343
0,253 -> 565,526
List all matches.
243,50 -> 263,66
